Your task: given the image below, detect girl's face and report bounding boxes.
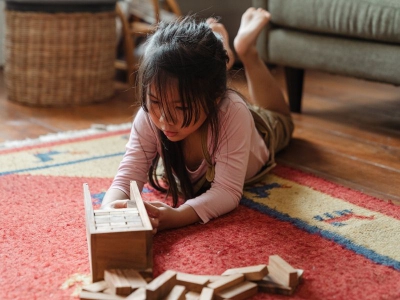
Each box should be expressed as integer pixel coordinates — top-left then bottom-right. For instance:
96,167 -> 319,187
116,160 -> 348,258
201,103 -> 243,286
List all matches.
147,84 -> 207,142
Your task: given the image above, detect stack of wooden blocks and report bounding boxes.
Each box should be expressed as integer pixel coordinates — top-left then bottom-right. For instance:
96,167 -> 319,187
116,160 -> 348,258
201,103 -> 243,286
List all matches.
83,181 -> 153,283
82,181 -> 303,299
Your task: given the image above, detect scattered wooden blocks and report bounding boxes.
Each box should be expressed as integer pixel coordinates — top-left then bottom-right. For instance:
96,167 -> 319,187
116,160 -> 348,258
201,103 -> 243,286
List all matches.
104,269 -> 133,295
146,270 -> 178,300
104,269 -> 147,296
164,285 -> 187,300
207,273 -> 244,294
185,291 -> 201,300
125,287 -> 146,300
83,181 -> 153,282
176,272 -> 210,293
81,280 -> 108,293
79,290 -> 126,300
199,287 -> 214,300
221,264 -> 268,281
268,255 -> 298,288
256,255 -> 303,296
215,281 -> 258,300
257,277 -> 294,296
80,256 -> 303,300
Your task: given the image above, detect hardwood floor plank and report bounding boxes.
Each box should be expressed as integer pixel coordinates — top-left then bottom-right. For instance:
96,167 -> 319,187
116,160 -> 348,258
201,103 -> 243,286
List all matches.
277,139 -> 400,204
292,122 -> 400,171
0,81 -> 137,142
291,113 -> 400,147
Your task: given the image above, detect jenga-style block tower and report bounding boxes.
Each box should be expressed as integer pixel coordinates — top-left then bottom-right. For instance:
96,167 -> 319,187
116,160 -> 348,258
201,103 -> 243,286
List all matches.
83,181 -> 153,282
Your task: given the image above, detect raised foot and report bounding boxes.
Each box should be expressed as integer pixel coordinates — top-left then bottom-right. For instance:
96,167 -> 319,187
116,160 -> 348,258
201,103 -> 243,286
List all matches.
233,7 -> 271,59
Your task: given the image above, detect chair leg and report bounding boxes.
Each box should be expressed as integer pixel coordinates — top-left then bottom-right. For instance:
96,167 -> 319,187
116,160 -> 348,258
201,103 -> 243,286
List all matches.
284,66 -> 304,113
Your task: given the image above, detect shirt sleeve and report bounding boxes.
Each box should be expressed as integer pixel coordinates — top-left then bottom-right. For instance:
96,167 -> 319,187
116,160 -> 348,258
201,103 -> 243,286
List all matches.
110,108 -> 158,197
184,97 -> 254,223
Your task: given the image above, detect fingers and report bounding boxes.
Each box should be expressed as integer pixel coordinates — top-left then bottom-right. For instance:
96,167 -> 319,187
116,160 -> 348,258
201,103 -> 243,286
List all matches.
144,202 -> 161,235
143,201 -> 162,217
148,201 -> 168,208
206,17 -> 218,25
101,199 -> 129,209
144,201 -> 168,235
150,217 -> 159,235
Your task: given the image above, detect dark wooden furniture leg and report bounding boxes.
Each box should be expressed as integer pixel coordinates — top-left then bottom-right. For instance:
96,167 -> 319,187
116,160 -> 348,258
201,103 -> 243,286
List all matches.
284,67 -> 304,113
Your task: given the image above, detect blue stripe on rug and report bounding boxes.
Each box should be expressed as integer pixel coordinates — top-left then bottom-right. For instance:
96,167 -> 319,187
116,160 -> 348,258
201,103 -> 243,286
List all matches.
240,197 -> 400,271
0,152 -> 125,176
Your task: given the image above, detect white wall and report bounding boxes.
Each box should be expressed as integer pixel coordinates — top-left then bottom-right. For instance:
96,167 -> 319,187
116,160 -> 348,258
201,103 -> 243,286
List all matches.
0,1 -> 5,67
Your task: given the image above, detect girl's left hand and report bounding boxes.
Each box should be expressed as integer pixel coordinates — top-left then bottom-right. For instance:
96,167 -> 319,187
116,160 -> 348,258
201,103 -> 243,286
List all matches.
143,201 -> 175,234
143,201 -> 201,234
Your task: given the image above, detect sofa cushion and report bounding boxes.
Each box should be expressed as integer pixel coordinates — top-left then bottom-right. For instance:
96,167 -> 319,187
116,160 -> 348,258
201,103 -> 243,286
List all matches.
267,0 -> 400,44
267,28 -> 400,85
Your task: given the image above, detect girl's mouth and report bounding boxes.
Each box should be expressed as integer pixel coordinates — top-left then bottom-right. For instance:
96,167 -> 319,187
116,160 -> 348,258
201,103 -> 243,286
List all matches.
163,131 -> 178,137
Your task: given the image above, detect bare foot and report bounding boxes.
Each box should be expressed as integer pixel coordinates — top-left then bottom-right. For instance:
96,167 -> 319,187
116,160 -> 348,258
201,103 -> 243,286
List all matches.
234,7 -> 270,59
206,18 -> 235,70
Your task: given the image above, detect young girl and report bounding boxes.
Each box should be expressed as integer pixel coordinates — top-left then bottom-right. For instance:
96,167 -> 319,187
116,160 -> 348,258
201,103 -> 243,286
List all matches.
101,7 -> 293,233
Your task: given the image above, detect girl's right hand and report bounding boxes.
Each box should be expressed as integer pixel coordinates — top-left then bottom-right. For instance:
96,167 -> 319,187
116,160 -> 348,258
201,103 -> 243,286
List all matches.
100,199 -> 130,209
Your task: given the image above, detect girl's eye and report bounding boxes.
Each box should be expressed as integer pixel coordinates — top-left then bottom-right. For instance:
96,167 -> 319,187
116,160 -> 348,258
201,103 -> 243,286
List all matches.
150,99 -> 159,105
176,106 -> 188,111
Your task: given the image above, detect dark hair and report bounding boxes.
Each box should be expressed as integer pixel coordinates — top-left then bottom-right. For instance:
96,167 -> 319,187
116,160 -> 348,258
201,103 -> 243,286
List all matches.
136,15 -> 229,206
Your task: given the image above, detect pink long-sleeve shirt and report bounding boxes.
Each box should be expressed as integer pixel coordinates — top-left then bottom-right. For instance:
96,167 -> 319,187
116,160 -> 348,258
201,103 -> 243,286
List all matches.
110,91 -> 269,223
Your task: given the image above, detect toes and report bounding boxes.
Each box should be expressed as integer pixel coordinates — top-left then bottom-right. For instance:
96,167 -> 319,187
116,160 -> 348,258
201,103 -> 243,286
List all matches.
206,17 -> 217,25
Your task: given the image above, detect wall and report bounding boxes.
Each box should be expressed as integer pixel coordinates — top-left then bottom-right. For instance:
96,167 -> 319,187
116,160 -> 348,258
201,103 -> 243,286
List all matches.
176,0 -> 252,59
0,1 -> 5,67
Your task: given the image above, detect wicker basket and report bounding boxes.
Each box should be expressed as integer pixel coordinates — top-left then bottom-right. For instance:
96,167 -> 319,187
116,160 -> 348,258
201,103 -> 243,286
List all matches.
5,9 -> 116,106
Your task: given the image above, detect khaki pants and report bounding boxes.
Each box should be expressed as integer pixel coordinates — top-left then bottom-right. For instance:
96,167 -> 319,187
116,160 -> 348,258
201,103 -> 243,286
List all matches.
244,105 -> 294,186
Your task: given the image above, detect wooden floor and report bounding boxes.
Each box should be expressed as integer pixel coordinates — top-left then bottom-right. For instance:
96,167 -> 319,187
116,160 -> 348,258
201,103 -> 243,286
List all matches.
1,67 -> 399,205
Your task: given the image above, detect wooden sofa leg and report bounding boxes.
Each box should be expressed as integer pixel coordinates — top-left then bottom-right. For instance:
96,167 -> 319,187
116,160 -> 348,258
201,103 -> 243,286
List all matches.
284,67 -> 304,113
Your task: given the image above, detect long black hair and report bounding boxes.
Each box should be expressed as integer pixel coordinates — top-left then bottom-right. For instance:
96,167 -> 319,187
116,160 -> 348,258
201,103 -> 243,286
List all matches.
136,15 -> 229,206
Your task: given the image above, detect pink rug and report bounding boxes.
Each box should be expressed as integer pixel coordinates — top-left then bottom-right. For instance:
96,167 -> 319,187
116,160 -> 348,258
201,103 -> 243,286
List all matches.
1,125 -> 399,299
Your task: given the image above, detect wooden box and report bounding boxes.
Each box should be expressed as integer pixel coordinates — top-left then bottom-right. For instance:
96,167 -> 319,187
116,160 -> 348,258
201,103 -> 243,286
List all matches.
83,181 -> 153,282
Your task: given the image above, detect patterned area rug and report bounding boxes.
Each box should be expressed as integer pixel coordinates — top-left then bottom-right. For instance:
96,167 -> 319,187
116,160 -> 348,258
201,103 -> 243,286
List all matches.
1,124 -> 399,300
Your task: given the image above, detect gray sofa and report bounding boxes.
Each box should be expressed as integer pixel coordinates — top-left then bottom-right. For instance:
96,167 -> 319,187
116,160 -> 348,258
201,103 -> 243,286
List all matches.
253,0 -> 400,112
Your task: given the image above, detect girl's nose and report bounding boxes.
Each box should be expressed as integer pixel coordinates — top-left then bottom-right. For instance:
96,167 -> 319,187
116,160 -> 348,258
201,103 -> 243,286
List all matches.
159,113 -> 174,125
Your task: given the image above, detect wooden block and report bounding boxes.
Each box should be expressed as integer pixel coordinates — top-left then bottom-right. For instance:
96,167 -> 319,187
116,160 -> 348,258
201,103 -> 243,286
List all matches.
177,273 -> 222,283
126,287 -> 146,300
164,285 -> 187,300
104,269 -> 132,295
83,182 -> 153,282
185,291 -> 201,300
215,281 -> 258,300
177,272 -> 210,292
79,291 -> 125,300
207,274 -> 244,293
102,287 -> 114,295
257,268 -> 304,296
82,280 -> 108,293
199,287 -> 214,300
122,269 -> 148,290
256,276 -> 294,296
221,264 -> 268,281
268,255 -> 298,288
297,269 -> 304,281
94,208 -> 139,215
146,270 -> 178,300
139,269 -> 154,283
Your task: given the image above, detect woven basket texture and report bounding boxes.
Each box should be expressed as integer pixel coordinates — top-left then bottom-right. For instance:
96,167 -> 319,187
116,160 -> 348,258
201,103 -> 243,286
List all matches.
5,10 -> 116,106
